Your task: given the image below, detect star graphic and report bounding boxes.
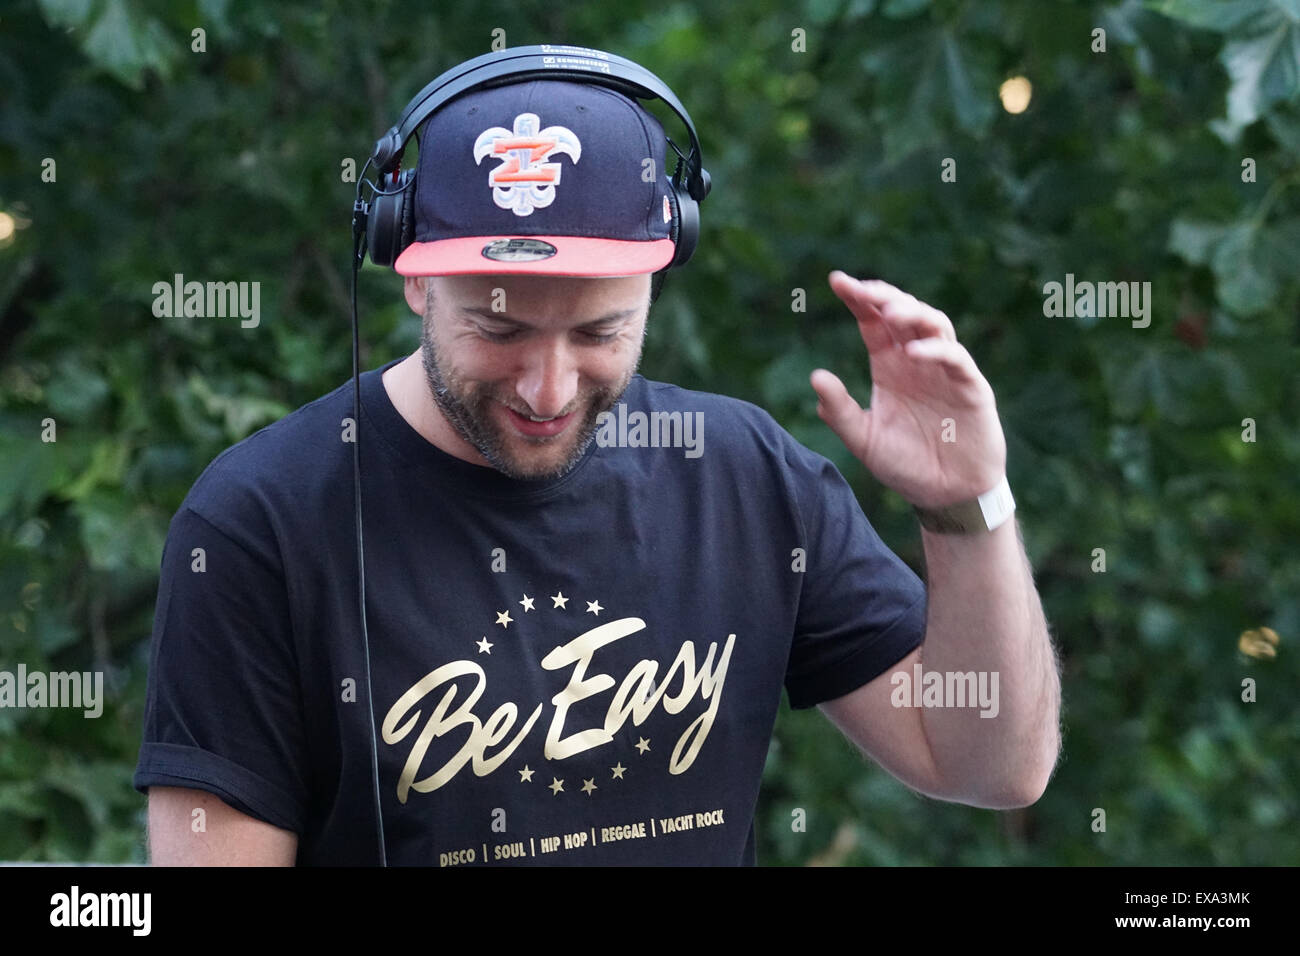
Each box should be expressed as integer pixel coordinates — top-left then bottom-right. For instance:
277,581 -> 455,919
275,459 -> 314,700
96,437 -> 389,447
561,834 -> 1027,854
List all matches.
520,594 -> 535,612
549,777 -> 564,795
476,636 -> 493,655
611,763 -> 626,780
586,600 -> 604,616
635,737 -> 651,755
581,778 -> 597,796
518,766 -> 535,783
552,591 -> 569,609
495,610 -> 513,628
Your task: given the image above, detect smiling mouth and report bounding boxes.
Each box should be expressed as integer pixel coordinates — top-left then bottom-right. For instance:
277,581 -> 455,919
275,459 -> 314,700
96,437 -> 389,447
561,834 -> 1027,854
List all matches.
500,402 -> 577,437
503,403 -> 569,421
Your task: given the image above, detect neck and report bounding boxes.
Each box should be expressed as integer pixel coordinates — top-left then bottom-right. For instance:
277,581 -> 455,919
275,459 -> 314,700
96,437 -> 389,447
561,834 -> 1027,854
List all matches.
382,352 -> 491,467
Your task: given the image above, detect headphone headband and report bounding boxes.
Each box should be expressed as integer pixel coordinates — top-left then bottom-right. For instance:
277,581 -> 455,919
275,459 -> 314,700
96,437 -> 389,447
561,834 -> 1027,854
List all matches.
370,44 -> 710,201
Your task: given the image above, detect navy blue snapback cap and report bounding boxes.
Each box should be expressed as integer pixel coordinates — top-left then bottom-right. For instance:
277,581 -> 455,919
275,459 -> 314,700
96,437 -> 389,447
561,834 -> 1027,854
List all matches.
393,79 -> 677,277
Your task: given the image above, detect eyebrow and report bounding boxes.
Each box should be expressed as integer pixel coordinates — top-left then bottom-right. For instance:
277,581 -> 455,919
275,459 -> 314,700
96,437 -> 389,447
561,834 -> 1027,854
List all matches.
461,307 -> 639,329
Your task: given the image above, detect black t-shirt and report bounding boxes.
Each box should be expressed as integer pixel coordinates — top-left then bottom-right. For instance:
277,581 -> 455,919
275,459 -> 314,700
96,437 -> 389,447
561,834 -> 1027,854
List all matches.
133,359 -> 927,865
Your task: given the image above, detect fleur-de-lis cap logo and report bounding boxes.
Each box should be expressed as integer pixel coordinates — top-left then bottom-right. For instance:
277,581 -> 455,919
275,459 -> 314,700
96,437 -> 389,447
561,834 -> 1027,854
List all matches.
473,113 -> 582,216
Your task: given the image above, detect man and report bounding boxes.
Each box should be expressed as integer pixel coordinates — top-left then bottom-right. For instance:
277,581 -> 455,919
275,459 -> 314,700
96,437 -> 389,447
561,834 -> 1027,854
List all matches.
135,65 -> 1060,866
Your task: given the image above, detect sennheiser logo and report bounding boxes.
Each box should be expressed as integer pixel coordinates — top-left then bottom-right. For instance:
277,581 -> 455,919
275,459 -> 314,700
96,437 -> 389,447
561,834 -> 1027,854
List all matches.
540,55 -> 613,73
540,45 -> 610,61
474,113 -> 581,216
49,886 -> 151,936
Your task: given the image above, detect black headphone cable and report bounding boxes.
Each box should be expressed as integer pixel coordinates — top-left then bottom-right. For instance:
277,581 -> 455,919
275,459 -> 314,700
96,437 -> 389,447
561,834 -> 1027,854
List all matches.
350,183 -> 389,867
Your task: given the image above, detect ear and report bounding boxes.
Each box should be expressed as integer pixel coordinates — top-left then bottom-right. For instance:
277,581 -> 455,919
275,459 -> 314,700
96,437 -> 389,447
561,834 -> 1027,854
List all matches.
403,275 -> 428,316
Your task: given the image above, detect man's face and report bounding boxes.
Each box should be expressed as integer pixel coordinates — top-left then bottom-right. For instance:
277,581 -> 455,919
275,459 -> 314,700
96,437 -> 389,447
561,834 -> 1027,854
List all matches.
408,272 -> 651,481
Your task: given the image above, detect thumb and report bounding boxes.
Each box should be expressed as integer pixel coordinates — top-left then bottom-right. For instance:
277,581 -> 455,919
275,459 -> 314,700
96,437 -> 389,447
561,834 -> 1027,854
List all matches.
810,368 -> 869,460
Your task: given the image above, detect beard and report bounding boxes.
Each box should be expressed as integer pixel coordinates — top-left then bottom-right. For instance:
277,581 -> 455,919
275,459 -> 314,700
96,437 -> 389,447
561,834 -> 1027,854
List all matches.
418,301 -> 643,482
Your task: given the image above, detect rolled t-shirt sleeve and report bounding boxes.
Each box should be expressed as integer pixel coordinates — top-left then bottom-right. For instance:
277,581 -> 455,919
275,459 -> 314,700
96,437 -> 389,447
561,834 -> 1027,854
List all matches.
783,444 -> 928,710
133,504 -> 310,834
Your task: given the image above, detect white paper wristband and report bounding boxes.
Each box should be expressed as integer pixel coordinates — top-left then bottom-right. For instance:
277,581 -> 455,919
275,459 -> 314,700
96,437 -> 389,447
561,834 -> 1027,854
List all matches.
913,474 -> 1016,535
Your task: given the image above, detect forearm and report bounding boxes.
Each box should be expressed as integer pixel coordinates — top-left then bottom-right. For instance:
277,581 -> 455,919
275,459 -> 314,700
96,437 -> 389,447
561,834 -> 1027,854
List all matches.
915,516 -> 1060,806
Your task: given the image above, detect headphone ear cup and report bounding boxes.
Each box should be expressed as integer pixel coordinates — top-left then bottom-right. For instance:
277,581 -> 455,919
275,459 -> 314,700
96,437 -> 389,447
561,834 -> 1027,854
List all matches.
367,169 -> 417,267
667,185 -> 699,268
398,175 -> 416,251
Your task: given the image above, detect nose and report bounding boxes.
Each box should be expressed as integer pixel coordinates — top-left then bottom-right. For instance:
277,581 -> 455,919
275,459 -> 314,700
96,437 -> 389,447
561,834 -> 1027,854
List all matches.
514,335 -> 579,418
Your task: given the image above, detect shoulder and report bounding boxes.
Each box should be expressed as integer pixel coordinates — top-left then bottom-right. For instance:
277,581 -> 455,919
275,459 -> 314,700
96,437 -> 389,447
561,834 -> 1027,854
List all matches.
633,375 -> 792,448
176,378 -> 354,547
630,375 -> 836,476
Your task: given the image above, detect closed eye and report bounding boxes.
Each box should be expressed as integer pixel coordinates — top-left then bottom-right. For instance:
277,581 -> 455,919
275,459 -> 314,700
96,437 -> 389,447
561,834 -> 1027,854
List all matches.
478,327 -> 618,344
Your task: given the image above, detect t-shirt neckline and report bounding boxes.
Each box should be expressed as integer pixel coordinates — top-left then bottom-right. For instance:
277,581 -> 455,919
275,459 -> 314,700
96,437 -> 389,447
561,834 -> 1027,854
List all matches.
359,357 -> 610,501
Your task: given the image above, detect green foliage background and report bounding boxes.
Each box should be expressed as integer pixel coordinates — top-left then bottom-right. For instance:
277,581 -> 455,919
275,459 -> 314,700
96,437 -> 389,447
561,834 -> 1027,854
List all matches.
1,0 -> 1297,865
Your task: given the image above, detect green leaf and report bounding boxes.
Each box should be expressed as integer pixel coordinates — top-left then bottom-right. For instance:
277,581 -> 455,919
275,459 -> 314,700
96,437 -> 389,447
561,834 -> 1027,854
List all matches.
55,439 -> 129,501
870,33 -> 945,162
1138,601 -> 1182,648
186,374 -> 292,441
1218,20 -> 1300,139
760,347 -> 820,409
1151,0 -> 1277,34
197,0 -> 233,35
881,0 -> 929,17
46,355 -> 111,420
35,615 -> 82,656
1168,218 -> 1230,265
1201,350 -> 1255,407
78,0 -> 180,90
942,31 -> 996,134
42,762 -> 129,831
72,490 -> 166,572
1211,222 -> 1278,314
1264,102 -> 1300,149
806,0 -> 848,27
1155,1 -> 1300,140
0,431 -> 79,515
0,782 -> 44,819
36,0 -> 99,30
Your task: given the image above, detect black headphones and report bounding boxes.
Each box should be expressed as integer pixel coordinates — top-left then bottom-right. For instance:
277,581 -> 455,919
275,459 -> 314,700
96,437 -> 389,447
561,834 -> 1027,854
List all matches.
352,44 -> 711,274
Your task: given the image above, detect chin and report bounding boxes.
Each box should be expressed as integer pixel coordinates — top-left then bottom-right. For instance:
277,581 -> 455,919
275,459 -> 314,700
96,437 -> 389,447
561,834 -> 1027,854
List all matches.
488,416 -> 599,481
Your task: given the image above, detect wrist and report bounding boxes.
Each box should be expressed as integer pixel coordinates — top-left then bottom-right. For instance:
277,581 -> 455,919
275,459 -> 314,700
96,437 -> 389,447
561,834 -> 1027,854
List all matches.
912,475 -> 1015,535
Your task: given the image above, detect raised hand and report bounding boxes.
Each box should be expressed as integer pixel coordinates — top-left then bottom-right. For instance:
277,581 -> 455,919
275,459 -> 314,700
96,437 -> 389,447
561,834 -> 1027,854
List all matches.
810,271 -> 1007,510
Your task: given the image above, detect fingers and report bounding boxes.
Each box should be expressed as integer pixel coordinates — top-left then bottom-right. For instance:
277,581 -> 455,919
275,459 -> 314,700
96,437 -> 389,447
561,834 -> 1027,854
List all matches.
809,368 -> 869,459
828,271 -> 898,354
829,271 -> 958,344
903,337 -> 981,386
